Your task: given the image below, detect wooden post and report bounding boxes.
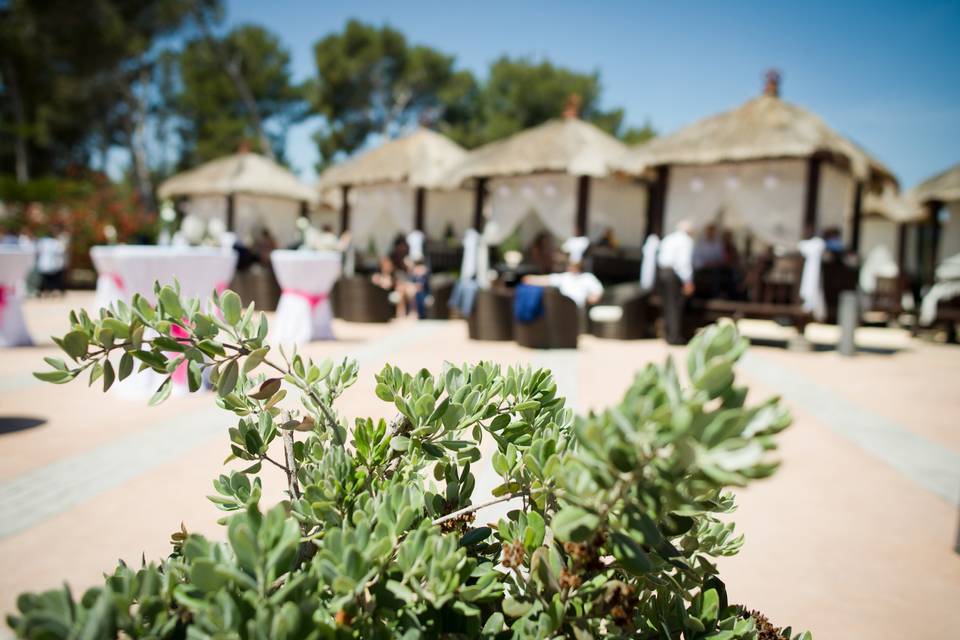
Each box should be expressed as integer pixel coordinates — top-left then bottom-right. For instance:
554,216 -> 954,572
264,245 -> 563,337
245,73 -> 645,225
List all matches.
896,223 -> 907,276
473,178 -> 488,232
225,193 -> 235,231
802,156 -> 822,238
575,175 -> 591,236
414,186 -> 426,231
299,200 -> 309,220
850,181 -> 864,253
645,165 -> 670,237
925,200 -> 942,287
339,185 -> 351,234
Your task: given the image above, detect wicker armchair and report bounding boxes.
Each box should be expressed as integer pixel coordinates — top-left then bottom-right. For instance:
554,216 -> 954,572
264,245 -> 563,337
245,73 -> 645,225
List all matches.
423,274 -> 455,320
514,287 -> 580,349
467,288 -> 515,341
231,265 -> 281,311
332,276 -> 393,323
589,283 -> 654,340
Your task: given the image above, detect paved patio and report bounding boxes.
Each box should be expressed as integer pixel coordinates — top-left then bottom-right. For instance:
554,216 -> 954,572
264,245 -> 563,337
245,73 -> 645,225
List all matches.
1,292 -> 958,638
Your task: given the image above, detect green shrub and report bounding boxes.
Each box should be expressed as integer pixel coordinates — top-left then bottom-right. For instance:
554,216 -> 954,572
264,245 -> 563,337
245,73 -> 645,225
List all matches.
13,285 -> 811,639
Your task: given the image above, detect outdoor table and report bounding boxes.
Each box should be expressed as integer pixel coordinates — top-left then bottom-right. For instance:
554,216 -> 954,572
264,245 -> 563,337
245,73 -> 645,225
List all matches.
90,245 -> 238,308
89,245 -> 238,398
270,250 -> 341,346
0,244 -> 36,347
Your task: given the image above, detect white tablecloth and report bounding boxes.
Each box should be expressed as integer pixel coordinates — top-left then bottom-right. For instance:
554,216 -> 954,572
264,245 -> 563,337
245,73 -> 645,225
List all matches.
0,245 -> 36,347
90,245 -> 237,308
89,245 -> 238,398
270,250 -> 341,346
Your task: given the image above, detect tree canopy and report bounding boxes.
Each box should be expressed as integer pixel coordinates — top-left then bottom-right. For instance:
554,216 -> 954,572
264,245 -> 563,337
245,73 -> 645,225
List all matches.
173,23 -> 305,168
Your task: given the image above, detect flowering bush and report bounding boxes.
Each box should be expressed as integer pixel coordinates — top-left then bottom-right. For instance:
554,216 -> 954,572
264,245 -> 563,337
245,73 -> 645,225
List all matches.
13,285 -> 811,639
0,171 -> 155,269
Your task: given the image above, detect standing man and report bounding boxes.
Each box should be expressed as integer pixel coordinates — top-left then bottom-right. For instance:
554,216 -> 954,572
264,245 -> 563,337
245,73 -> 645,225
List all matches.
657,220 -> 695,345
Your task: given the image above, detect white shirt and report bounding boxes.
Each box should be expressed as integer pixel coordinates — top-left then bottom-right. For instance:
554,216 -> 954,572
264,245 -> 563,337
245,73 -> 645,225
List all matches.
657,230 -> 694,283
562,236 -> 590,264
36,236 -> 66,274
548,271 -> 604,308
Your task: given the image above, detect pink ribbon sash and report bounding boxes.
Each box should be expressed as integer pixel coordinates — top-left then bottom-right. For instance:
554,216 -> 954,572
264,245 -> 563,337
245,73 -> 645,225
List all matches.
0,285 -> 8,326
283,288 -> 328,309
169,322 -> 190,387
103,273 -> 125,290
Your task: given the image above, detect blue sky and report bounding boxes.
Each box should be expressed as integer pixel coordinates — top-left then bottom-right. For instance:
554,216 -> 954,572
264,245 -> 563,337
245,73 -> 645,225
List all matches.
223,0 -> 960,187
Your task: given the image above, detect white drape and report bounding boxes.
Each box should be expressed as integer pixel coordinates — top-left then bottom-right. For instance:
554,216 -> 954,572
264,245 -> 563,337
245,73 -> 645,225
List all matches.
859,245 -> 899,294
817,163 -> 854,241
460,228 -> 479,281
349,184 -> 415,256
589,178 -> 647,247
640,235 -> 660,291
666,160 -> 807,248
0,246 -> 35,347
269,250 -> 341,346
860,217 -> 899,262
424,189 -> 473,241
797,237 -> 826,321
484,175 -> 577,244
182,194 -> 302,247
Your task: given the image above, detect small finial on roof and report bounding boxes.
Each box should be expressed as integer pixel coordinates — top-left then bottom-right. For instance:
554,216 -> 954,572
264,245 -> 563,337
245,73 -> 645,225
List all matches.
763,69 -> 781,97
563,94 -> 582,119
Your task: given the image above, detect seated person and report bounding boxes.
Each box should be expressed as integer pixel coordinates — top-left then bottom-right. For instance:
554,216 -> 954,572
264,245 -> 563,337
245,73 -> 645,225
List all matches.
522,261 -> 603,308
528,231 -> 555,274
562,225 -> 591,264
371,256 -> 395,290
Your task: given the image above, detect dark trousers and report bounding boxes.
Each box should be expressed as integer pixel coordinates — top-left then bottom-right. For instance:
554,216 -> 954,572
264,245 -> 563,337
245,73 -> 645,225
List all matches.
658,268 -> 686,345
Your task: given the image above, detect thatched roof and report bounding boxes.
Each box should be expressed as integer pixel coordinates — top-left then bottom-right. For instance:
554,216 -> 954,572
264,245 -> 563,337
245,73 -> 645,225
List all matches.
910,162 -> 960,205
317,128 -> 466,190
442,117 -> 629,186
618,94 -> 895,185
862,185 -> 924,223
158,152 -> 318,204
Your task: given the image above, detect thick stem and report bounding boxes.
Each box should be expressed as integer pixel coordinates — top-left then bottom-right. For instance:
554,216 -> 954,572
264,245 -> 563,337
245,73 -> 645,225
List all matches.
281,430 -> 301,500
432,494 -> 520,526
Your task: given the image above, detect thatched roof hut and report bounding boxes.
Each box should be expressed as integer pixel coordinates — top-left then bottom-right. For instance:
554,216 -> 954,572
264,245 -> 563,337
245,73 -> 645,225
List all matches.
618,89 -> 894,186
618,72 -> 897,250
315,128 -> 471,254
910,162 -> 960,205
440,115 -> 646,246
442,117 -> 629,186
158,151 -> 317,204
317,128 -> 467,191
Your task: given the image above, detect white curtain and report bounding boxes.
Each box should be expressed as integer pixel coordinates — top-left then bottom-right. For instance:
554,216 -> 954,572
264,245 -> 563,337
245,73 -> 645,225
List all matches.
589,178 -> 647,247
424,189 -> 473,241
484,174 -> 577,244
859,245 -> 899,294
817,163 -> 854,241
665,160 -> 807,249
181,194 -> 302,247
940,204 -> 960,264
349,184 -> 415,256
860,217 -> 899,262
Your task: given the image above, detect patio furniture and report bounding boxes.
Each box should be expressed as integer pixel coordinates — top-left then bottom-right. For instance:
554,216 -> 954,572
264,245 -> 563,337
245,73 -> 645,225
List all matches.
467,288 -> 514,341
332,275 -> 394,323
0,244 -> 36,347
514,287 -> 580,349
589,282 -> 654,340
270,250 -> 341,345
423,273 -> 455,320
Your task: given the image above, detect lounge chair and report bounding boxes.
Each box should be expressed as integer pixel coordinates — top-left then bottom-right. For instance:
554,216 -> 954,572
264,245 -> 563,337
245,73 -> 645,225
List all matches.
513,287 -> 580,349
332,276 -> 393,323
467,288 -> 515,341
588,283 -> 654,340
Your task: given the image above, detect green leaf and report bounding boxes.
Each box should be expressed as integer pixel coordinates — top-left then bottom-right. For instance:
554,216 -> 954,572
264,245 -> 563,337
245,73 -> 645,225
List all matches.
524,511 -> 545,549
33,370 -> 74,384
158,286 -> 184,318
218,361 -> 239,397
118,352 -> 133,381
610,531 -> 652,575
460,526 -> 492,546
415,394 -> 434,417
390,436 -> 410,452
375,383 -> 394,402
102,360 -> 115,392
190,558 -> 227,592
551,506 -> 599,543
149,377 -> 173,406
220,290 -> 242,325
62,331 -> 88,360
243,347 -> 269,374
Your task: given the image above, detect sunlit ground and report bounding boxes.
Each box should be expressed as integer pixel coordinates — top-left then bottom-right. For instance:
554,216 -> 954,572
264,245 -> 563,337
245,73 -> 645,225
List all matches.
1,292 -> 958,639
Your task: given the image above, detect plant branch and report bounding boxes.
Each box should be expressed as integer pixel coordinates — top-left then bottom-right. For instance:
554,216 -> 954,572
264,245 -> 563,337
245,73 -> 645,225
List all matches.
432,494 -> 521,526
